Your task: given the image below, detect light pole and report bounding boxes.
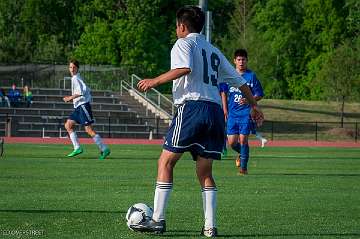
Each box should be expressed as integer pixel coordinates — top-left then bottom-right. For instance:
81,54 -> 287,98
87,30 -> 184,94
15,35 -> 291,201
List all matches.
199,0 -> 212,42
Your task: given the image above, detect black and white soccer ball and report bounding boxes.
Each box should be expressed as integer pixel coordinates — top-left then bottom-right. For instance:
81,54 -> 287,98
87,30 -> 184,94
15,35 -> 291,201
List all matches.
126,203 -> 153,230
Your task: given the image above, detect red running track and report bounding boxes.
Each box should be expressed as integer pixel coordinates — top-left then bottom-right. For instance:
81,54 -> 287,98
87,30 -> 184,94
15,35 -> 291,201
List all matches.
2,137 -> 360,148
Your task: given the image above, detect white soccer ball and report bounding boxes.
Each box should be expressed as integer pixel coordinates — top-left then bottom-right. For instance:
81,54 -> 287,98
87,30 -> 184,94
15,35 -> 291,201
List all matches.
126,203 -> 153,230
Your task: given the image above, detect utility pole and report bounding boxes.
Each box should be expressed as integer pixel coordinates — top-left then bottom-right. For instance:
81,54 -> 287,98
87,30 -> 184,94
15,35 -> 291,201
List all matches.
199,0 -> 212,42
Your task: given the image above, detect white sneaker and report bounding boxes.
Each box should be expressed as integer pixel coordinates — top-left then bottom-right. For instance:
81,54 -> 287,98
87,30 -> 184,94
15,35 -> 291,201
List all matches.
261,138 -> 268,148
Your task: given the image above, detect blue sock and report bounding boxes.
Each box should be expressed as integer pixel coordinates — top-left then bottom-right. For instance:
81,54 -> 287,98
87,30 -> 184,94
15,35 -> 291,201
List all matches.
231,143 -> 241,154
240,144 -> 249,170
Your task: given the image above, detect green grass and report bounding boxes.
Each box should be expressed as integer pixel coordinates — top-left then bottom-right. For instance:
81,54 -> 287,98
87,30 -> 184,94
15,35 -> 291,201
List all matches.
261,99 -> 360,122
162,97 -> 360,123
0,144 -> 359,238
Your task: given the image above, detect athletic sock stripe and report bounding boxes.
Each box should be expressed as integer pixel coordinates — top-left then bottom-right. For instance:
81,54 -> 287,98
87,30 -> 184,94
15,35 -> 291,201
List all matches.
156,182 -> 173,190
156,183 -> 173,186
202,187 -> 217,192
157,186 -> 173,190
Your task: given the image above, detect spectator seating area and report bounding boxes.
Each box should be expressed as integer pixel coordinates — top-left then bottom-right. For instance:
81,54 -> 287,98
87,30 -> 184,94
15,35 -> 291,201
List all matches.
0,88 -> 169,139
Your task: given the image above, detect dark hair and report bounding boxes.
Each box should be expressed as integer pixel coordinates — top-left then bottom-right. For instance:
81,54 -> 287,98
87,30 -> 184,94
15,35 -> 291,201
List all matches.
234,49 -> 248,59
70,59 -> 80,68
176,6 -> 205,33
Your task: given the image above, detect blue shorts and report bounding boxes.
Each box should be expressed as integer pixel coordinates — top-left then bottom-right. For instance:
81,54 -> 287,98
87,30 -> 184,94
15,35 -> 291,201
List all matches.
69,102 -> 94,126
227,117 -> 256,135
163,100 -> 225,160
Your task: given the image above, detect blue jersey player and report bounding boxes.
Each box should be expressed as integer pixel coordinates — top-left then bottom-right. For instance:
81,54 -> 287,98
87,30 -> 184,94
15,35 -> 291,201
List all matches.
130,6 -> 264,237
63,59 -> 110,160
219,49 -> 266,175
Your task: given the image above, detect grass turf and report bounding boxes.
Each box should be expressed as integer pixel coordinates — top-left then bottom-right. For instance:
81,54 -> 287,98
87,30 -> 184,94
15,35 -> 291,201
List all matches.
0,143 -> 359,238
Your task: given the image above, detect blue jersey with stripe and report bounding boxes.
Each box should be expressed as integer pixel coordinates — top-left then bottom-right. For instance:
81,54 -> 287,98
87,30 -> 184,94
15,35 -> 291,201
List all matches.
219,69 -> 264,119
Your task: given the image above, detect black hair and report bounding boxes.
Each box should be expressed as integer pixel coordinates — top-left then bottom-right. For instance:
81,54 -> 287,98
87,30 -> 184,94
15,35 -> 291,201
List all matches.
234,49 -> 248,59
176,6 -> 205,33
70,59 -> 80,68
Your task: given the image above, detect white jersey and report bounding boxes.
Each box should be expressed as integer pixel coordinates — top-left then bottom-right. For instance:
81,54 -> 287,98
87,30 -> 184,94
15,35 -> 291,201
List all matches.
170,33 -> 246,106
71,73 -> 91,108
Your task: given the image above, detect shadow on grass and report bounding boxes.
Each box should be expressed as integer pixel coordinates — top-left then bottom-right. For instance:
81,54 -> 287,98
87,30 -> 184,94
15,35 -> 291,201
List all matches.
262,104 -> 360,118
0,209 -> 126,214
254,173 -> 360,177
162,230 -> 360,238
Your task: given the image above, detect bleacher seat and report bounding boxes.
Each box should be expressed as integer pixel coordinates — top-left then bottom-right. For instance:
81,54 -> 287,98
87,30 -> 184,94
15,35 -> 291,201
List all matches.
0,87 -> 169,138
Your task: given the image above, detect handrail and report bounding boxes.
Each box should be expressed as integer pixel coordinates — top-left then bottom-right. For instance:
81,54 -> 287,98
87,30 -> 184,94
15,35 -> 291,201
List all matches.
120,74 -> 175,119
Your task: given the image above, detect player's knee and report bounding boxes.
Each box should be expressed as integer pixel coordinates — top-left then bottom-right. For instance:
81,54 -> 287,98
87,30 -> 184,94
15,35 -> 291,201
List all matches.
198,174 -> 215,187
64,121 -> 73,131
227,138 -> 238,147
85,127 -> 96,137
239,139 -> 248,145
158,159 -> 175,171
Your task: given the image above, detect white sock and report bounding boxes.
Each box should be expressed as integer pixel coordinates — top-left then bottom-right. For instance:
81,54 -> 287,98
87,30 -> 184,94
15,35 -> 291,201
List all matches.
202,190 -> 206,218
152,182 -> 173,222
255,132 -> 264,140
93,134 -> 107,151
203,186 -> 217,229
69,132 -> 80,150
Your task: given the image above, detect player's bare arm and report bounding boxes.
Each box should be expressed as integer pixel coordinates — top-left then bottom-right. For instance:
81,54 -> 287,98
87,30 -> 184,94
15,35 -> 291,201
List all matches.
220,91 -> 228,121
239,84 -> 264,126
240,95 -> 263,105
63,94 -> 81,102
137,68 -> 191,92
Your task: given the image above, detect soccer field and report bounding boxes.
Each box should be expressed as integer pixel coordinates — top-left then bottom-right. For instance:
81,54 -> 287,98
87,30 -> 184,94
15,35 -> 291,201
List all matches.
0,143 -> 359,238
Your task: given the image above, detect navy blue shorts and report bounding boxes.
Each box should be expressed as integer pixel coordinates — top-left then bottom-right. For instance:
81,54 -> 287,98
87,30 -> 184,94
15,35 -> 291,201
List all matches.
163,100 -> 225,160
227,117 -> 256,135
69,102 -> 94,126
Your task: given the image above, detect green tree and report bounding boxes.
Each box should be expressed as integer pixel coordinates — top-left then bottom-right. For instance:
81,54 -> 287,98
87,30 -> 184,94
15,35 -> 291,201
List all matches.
303,0 -> 347,100
112,0 -> 172,76
74,19 -> 119,65
0,0 -> 80,63
0,0 -> 26,62
315,39 -> 360,125
344,0 -> 359,38
33,35 -> 64,63
251,0 -> 305,98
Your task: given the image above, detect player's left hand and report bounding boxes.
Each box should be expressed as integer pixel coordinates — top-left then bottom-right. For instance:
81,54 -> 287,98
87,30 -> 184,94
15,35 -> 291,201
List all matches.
250,105 -> 264,127
137,79 -> 156,92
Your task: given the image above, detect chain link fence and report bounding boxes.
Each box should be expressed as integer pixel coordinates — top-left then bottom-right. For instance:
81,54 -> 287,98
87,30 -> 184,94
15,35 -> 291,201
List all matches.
258,121 -> 359,142
0,64 -> 144,91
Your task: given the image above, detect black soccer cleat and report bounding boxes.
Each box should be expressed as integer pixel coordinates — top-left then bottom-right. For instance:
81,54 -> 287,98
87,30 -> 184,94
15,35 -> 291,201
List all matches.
201,226 -> 218,237
0,138 -> 4,157
130,219 -> 166,234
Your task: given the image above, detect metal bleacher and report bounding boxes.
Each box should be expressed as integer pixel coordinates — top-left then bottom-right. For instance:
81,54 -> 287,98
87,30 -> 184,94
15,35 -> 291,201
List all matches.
0,87 -> 170,139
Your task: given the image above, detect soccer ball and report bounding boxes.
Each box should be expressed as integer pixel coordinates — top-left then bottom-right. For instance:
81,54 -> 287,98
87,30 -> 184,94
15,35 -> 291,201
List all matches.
126,203 -> 153,229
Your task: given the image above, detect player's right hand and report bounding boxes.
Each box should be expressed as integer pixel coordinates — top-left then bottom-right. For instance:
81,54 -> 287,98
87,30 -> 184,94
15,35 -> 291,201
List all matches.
250,106 -> 264,127
137,79 -> 155,92
63,96 -> 71,102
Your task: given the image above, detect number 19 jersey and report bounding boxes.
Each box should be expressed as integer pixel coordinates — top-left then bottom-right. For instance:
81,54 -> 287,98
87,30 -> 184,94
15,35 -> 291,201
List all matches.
170,33 -> 246,106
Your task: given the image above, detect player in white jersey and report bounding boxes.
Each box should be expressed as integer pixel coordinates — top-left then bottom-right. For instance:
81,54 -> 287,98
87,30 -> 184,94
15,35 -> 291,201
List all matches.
63,59 -> 110,160
130,6 -> 264,237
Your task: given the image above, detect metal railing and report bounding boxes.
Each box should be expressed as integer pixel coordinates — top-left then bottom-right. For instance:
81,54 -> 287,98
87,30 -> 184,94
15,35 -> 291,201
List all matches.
257,121 -> 359,142
0,64 -> 132,91
120,74 -> 174,119
1,112 -> 358,141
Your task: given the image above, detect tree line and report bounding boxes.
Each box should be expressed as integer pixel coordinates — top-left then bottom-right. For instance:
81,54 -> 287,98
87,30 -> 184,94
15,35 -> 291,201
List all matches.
0,0 -> 359,101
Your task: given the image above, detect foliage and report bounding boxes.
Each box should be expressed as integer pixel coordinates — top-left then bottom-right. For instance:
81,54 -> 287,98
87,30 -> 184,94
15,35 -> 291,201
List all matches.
315,39 -> 360,102
74,19 -> 119,65
0,0 -> 358,101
